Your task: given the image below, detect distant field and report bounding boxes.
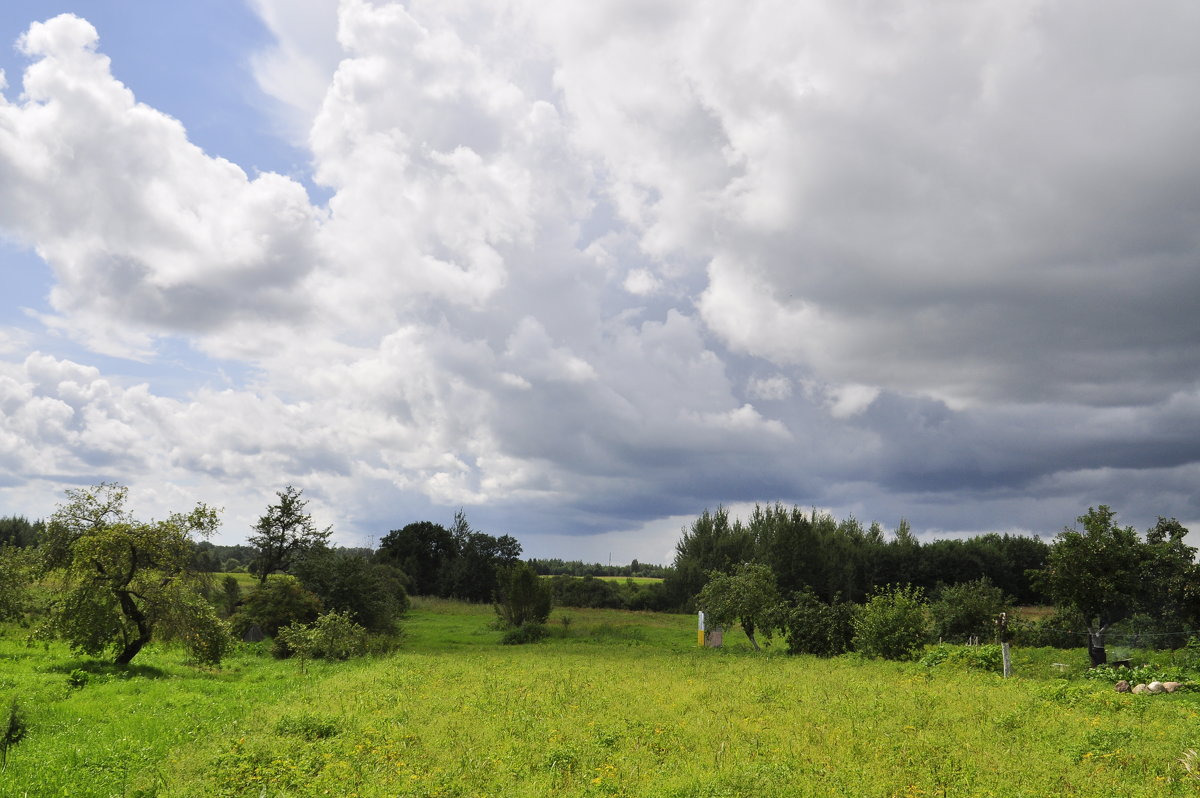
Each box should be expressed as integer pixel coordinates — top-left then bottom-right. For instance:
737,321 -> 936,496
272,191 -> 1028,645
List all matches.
6,600 -> 1200,796
213,570 -> 259,591
593,575 -> 663,584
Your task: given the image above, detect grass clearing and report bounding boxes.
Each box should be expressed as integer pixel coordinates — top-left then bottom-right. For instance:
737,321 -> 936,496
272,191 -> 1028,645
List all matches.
5,605 -> 1200,796
593,576 -> 663,585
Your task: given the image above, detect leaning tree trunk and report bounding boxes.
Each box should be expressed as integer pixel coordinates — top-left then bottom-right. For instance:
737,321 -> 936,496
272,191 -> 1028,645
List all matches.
743,621 -> 761,651
1087,626 -> 1108,667
114,591 -> 153,665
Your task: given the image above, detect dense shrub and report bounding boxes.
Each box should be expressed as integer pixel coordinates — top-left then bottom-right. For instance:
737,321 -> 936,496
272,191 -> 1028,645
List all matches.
218,575 -> 241,618
495,564 -> 552,628
1009,608 -> 1085,649
500,623 -> 548,645
777,590 -> 855,657
293,549 -> 409,632
1080,662 -> 1177,685
274,610 -> 368,660
548,575 -> 626,609
626,580 -> 673,612
162,590 -> 232,666
698,563 -> 780,651
230,575 -> 322,638
853,584 -> 929,661
929,578 -> 1010,643
919,643 -> 1003,673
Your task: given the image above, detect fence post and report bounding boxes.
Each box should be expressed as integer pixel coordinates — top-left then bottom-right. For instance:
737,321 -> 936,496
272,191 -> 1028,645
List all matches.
997,612 -> 1012,678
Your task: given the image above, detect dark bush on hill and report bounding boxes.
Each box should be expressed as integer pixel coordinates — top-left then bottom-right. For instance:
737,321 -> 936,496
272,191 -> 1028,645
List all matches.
293,548 -> 409,632
777,589 -> 855,657
230,575 -> 322,638
548,575 -> 627,609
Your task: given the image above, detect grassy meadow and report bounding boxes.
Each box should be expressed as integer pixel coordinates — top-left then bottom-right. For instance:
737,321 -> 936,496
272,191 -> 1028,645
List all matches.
4,599 -> 1200,797
592,576 -> 663,585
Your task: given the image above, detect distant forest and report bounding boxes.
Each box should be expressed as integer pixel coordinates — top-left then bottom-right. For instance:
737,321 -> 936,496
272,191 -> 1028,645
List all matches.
662,504 -> 1051,611
0,505 -> 1050,611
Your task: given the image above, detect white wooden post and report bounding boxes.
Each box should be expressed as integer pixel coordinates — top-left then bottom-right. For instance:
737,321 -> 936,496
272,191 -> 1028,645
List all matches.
997,612 -> 1012,678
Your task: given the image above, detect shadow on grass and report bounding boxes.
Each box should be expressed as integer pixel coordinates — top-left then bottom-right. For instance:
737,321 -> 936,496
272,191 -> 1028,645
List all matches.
42,659 -> 169,680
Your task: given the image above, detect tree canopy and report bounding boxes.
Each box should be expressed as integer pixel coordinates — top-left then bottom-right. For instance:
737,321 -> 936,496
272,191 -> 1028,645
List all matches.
697,562 -> 779,651
39,483 -> 228,665
249,486 -> 331,583
1034,506 -> 1197,665
375,511 -> 520,602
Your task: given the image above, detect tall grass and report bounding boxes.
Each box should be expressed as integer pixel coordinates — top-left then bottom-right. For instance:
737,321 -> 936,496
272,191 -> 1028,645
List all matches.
4,607 -> 1200,796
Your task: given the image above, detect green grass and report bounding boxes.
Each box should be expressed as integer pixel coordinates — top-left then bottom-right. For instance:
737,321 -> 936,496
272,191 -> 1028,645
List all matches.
5,607 -> 1200,796
212,571 -> 259,592
593,576 -> 663,585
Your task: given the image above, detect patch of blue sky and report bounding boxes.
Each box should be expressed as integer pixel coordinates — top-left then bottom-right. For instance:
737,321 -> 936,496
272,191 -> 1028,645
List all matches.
0,238 -> 51,325
45,332 -> 258,400
0,1 -> 324,199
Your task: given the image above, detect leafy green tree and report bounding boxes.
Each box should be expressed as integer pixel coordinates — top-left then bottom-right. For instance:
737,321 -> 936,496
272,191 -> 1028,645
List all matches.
776,589 -> 855,657
547,575 -> 627,609
248,486 -> 331,583
697,562 -> 780,650
38,483 -> 228,665
438,511 -> 522,603
230,575 -> 323,638
0,516 -> 40,547
929,577 -> 1011,643
375,521 -> 456,596
495,563 -> 552,628
665,507 -> 755,611
853,584 -> 929,660
1141,517 -> 1199,642
0,546 -> 34,622
293,548 -> 409,632
219,575 -> 242,617
274,610 -> 368,661
1033,506 -> 1146,666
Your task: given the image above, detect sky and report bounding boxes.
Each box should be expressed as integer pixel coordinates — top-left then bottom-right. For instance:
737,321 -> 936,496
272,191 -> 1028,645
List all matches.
1,0 -> 1198,564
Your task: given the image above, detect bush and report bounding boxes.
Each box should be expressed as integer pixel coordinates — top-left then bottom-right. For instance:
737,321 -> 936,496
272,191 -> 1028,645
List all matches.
274,713 -> 341,740
626,580 -> 673,612
500,623 -> 548,645
1080,662 -> 1178,685
230,575 -> 322,639
548,575 -> 626,609
1009,608 -> 1084,648
929,578 -> 1010,643
495,564 -> 552,628
919,643 -> 1003,673
0,697 -> 25,770
292,550 -> 409,632
219,575 -> 241,617
853,584 -> 929,661
178,600 -> 232,666
274,610 -> 368,660
777,590 -> 854,657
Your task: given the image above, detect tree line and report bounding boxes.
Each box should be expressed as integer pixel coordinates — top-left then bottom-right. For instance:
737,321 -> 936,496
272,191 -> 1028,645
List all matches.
0,485 -> 417,666
3,485 -> 1195,669
686,504 -> 1199,666
662,503 -> 1050,611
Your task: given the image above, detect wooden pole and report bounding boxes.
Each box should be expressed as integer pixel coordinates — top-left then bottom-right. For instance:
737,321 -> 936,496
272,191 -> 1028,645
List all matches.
997,612 -> 1012,678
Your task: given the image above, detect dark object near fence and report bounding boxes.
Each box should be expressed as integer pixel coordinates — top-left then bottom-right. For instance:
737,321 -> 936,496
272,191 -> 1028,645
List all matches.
243,624 -> 264,643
